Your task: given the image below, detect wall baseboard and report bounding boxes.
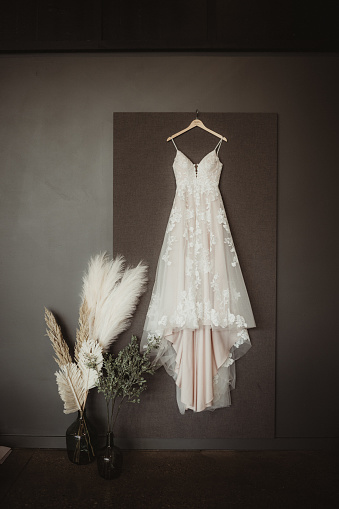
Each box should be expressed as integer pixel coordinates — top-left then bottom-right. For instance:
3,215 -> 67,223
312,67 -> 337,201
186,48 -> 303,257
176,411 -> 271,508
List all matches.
1,435 -> 338,450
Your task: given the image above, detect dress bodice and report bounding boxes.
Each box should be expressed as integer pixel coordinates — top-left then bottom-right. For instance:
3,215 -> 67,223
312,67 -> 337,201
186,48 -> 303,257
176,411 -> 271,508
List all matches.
173,149 -> 223,199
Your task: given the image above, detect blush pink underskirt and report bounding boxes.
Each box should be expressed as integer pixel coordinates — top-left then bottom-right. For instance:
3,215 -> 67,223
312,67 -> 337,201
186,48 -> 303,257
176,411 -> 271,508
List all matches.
166,327 -> 231,412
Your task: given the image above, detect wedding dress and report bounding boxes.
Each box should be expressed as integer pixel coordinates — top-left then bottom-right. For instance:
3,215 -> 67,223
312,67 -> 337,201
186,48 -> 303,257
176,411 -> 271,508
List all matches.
140,138 -> 255,413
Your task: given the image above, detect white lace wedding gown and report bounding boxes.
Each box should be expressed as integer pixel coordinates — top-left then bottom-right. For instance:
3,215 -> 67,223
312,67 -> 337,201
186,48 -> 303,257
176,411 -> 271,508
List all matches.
140,138 -> 255,413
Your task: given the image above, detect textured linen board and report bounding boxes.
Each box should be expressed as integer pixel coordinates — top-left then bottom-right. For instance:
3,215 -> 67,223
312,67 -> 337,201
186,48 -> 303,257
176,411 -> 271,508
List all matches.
113,113 -> 277,439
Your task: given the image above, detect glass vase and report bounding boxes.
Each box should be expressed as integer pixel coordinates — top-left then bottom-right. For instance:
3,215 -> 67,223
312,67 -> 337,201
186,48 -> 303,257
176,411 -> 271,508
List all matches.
65,410 -> 97,465
97,431 -> 123,479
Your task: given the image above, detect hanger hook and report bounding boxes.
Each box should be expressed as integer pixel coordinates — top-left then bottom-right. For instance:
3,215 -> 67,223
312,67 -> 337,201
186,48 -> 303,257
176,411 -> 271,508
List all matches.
196,109 -> 199,119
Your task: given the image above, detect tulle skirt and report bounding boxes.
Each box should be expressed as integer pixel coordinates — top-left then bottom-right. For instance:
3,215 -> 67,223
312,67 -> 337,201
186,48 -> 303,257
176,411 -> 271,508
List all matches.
141,189 -> 255,413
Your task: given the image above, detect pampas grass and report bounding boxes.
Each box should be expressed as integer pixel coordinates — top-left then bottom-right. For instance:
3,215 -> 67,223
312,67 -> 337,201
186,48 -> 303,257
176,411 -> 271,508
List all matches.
45,306 -> 102,414
74,300 -> 90,364
44,308 -> 72,368
82,253 -> 148,351
45,252 -> 148,415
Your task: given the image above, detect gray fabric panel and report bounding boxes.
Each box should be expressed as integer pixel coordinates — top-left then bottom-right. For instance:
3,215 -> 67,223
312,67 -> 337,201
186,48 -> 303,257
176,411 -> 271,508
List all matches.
113,113 -> 277,439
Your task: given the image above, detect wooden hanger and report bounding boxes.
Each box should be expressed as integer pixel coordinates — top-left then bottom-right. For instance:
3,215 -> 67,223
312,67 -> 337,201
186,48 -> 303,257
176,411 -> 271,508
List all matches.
167,110 -> 227,142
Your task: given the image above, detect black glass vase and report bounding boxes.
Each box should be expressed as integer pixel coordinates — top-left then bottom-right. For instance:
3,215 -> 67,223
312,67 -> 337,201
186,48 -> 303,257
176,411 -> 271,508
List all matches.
66,410 -> 97,465
97,431 -> 123,479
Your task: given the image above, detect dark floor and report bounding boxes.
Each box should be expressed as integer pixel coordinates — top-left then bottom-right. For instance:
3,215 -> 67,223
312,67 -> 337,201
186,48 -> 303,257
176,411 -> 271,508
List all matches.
1,449 -> 338,508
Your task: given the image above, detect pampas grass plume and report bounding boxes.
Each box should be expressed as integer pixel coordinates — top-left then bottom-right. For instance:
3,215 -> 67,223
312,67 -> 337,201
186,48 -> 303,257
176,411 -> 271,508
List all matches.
82,253 -> 148,351
44,307 -> 72,368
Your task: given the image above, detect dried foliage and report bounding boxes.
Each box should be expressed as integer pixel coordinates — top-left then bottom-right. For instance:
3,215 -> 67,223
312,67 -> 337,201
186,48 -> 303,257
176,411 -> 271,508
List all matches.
45,307 -> 102,414
55,363 -> 86,414
44,307 -> 72,368
74,299 -> 90,364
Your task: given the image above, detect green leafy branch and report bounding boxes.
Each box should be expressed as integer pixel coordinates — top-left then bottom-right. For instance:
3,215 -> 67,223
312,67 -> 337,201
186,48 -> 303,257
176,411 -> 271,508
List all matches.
96,335 -> 159,432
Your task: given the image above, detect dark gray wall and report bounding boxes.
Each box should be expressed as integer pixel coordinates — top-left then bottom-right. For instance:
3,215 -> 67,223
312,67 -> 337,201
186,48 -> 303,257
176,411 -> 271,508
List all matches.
0,54 -> 338,448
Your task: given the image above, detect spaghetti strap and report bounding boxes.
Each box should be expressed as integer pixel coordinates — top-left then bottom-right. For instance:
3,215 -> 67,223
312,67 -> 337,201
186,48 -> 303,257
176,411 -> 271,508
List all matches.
215,138 -> 223,155
171,138 -> 178,151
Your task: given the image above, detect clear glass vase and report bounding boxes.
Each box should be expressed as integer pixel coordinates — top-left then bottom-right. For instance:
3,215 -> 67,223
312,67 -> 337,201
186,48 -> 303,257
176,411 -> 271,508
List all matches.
97,431 -> 123,479
65,410 -> 97,465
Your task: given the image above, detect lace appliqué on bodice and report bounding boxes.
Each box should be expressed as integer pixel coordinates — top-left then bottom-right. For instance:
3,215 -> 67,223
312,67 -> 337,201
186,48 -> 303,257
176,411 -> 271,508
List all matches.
174,150 -> 222,202
147,145 -> 251,336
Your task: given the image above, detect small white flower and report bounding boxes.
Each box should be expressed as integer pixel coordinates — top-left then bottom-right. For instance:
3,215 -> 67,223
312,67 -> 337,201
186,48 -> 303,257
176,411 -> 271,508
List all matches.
78,339 -> 103,390
145,334 -> 161,350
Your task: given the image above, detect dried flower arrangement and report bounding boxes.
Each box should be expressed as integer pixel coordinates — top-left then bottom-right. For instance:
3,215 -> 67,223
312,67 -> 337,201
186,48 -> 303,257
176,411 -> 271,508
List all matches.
45,253 -> 148,415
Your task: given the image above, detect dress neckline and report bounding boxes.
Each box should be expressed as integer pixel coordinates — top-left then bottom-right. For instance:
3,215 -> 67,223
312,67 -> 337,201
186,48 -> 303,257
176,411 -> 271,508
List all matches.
175,148 -> 221,168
